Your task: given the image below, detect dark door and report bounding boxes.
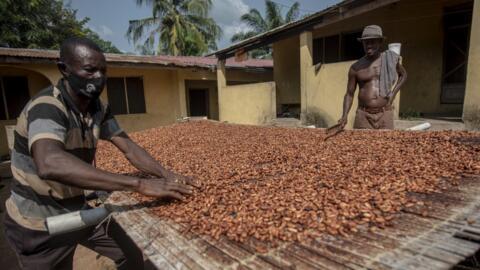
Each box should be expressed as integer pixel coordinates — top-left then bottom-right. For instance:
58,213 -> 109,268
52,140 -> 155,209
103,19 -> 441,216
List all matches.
441,2 -> 473,104
188,89 -> 209,117
0,76 -> 30,120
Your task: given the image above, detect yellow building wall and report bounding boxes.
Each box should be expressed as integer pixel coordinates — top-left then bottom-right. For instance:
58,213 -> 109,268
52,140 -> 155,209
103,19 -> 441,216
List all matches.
0,63 -> 184,135
289,0 -> 469,124
303,61 -> 360,128
0,62 -> 273,156
273,36 -> 301,110
2,63 -> 62,84
0,66 -> 51,156
463,0 -> 480,130
100,66 -> 272,132
102,67 -> 181,133
175,69 -> 215,118
219,82 -> 277,125
0,64 -> 182,155
179,67 -> 273,122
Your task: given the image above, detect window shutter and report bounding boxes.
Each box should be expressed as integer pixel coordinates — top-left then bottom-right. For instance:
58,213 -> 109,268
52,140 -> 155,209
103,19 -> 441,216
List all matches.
106,78 -> 128,115
126,77 -> 146,114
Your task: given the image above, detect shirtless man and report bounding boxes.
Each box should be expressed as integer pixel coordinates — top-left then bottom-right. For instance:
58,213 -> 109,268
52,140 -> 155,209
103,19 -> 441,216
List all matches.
336,25 -> 407,130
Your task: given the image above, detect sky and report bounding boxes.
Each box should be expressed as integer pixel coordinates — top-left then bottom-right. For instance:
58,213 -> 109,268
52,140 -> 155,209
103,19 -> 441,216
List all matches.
64,0 -> 341,54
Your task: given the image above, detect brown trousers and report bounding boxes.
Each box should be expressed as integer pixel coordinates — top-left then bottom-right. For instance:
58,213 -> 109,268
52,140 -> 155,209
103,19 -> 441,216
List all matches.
353,106 -> 394,130
4,212 -> 127,270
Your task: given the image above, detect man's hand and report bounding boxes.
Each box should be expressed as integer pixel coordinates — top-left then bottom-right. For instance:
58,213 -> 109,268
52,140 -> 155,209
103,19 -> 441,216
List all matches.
337,117 -> 348,130
386,93 -> 395,106
111,134 -> 200,189
325,117 -> 347,141
136,178 -> 194,200
162,171 -> 198,188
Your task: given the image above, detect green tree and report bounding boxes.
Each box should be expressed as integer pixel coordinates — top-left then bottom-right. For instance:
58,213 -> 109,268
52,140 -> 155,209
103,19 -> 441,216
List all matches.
84,28 -> 122,54
127,0 -> 222,56
0,0 -> 121,53
231,0 -> 300,59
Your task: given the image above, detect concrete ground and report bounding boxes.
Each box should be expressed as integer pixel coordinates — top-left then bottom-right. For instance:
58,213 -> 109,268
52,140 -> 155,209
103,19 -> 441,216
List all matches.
0,165 -> 114,270
271,117 -> 467,131
394,117 -> 465,131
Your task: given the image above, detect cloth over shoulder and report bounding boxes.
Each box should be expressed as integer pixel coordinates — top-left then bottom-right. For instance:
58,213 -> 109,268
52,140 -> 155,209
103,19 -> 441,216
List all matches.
379,50 -> 400,98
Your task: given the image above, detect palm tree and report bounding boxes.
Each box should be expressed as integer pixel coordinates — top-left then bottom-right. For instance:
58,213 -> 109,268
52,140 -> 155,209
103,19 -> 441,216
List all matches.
231,0 -> 300,59
127,0 -> 222,56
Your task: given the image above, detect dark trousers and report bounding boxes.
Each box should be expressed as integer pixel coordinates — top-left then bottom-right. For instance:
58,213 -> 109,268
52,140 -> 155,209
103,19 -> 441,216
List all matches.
4,212 -> 127,270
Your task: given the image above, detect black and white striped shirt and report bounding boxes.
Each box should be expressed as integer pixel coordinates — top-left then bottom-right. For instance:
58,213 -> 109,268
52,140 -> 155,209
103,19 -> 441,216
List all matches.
6,79 -> 122,231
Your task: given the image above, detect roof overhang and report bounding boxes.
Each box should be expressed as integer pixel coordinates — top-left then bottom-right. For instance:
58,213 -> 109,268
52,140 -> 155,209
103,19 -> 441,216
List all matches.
0,48 -> 273,72
210,0 -> 400,60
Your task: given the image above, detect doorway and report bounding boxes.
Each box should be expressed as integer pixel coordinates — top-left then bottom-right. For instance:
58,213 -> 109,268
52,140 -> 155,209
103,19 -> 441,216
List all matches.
188,88 -> 209,117
185,80 -> 219,120
441,2 -> 473,104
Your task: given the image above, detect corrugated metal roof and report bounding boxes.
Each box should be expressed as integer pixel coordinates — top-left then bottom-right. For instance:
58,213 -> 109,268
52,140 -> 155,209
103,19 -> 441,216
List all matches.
0,47 -> 273,70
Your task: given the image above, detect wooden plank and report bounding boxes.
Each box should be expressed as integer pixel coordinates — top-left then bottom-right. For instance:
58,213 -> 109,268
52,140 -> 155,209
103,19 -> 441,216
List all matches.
145,220 -> 236,269
455,230 -> 480,243
341,206 -> 479,269
202,238 -> 294,269
297,238 -> 383,270
117,213 -> 189,269
111,201 -> 233,269
106,175 -> 480,270
117,209 -> 287,269
404,196 -> 477,222
364,222 -> 479,267
408,243 -> 465,264
371,217 -> 479,258
194,235 -> 287,270
321,230 -> 456,270
313,234 -> 402,269
282,244 -> 351,270
245,240 -> 295,269
112,211 -> 178,269
392,258 -> 450,270
318,234 -> 393,259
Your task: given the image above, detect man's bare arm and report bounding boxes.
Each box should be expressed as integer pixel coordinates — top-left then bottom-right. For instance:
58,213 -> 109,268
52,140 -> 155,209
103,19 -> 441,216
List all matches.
387,61 -> 407,105
338,67 -> 358,127
110,133 -> 196,186
32,139 -> 193,200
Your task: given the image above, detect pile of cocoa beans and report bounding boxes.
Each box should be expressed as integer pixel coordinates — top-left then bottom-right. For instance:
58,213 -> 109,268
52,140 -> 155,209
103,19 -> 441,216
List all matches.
97,121 -> 480,244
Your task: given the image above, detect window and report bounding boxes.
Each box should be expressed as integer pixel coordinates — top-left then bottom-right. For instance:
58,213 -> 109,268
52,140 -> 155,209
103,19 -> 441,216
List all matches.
106,77 -> 146,115
313,37 -> 324,64
324,35 -> 340,63
0,76 -> 30,120
313,30 -> 363,64
341,31 -> 364,61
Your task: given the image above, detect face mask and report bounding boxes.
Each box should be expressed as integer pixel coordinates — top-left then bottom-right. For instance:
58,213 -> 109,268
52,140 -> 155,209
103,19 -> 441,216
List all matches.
66,72 -> 105,99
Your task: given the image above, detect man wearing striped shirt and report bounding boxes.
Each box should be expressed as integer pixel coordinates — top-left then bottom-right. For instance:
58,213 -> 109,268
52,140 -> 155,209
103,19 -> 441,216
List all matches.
4,37 -> 196,269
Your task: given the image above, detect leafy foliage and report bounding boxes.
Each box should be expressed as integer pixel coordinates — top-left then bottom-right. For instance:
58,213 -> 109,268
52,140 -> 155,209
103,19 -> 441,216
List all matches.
127,0 -> 221,56
0,0 -> 121,53
231,0 -> 300,59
